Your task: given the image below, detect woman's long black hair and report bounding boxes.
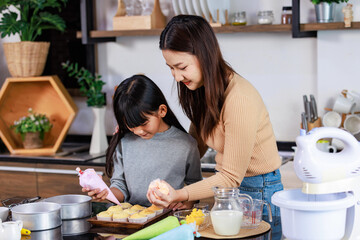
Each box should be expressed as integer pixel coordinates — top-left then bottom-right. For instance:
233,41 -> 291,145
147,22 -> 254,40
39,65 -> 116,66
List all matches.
105,74 -> 185,177
159,15 -> 234,140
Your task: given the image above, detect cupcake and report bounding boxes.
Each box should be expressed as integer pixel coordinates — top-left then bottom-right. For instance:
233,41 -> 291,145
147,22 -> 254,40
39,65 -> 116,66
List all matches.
131,204 -> 145,211
112,211 -> 130,222
107,205 -> 123,212
139,209 -> 156,219
128,213 -> 148,223
123,208 -> 139,215
119,202 -> 132,209
97,211 -> 112,221
147,204 -> 164,215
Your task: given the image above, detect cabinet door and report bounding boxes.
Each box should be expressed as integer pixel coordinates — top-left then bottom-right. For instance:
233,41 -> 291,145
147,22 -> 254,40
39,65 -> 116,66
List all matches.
37,164 -> 110,198
0,162 -> 37,199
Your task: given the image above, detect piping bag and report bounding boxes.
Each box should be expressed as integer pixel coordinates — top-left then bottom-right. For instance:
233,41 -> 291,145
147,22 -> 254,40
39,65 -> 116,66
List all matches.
76,167 -> 121,205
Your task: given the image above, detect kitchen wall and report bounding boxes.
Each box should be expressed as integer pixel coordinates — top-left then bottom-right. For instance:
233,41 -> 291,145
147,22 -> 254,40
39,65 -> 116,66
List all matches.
0,0 -> 359,142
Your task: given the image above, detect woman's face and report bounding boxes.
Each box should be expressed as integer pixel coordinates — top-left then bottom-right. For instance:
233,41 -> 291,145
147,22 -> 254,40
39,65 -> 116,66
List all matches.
162,49 -> 203,90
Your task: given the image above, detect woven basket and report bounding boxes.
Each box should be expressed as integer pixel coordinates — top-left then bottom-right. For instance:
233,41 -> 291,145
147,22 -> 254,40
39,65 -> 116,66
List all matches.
3,41 -> 50,77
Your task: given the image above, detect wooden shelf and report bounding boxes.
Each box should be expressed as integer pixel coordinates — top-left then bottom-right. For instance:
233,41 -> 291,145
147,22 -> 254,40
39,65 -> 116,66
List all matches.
76,22 -> 360,39
300,22 -> 360,31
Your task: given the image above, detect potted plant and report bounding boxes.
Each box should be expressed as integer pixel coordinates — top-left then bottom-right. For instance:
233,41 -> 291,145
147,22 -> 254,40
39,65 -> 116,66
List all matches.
10,108 -> 53,149
311,0 -> 349,23
0,0 -> 68,77
62,61 -> 108,154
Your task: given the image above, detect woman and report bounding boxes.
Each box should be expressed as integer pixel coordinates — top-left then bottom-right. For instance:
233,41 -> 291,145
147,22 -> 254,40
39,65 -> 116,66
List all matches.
147,15 -> 283,227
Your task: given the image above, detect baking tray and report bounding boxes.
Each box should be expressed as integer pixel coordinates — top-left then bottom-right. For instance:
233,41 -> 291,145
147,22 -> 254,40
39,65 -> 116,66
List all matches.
87,209 -> 172,230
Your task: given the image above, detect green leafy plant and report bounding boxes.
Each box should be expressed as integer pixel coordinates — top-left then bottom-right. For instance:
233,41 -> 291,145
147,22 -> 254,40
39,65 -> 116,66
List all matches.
62,61 -> 106,107
0,0 -> 68,41
311,0 -> 349,4
11,108 -> 53,140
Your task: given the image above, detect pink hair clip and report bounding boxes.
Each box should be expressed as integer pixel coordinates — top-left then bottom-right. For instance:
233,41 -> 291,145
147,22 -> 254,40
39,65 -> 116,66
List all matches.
113,125 -> 119,135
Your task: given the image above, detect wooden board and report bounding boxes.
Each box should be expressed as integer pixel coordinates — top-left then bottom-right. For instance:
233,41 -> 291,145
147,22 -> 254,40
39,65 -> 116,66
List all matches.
87,209 -> 172,231
199,221 -> 271,239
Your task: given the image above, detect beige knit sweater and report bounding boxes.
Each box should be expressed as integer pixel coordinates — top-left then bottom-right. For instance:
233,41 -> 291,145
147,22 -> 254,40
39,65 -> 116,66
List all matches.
184,73 -> 281,201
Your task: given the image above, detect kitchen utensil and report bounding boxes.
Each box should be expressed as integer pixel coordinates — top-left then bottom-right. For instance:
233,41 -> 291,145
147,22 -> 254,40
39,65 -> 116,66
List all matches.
316,139 -> 337,153
210,187 -> 252,236
0,207 -> 9,221
305,100 -> 311,122
199,0 -> 210,21
272,127 -> 360,240
184,0 -> 196,15
301,112 -> 308,132
11,202 -> 61,231
42,194 -> 92,220
61,218 -> 91,236
171,0 -> 181,15
76,167 -> 121,205
1,196 -> 41,208
333,93 -> 356,114
29,226 -> 62,240
344,90 -> 360,112
0,220 -> 22,240
310,94 -> 318,121
322,111 -> 341,128
21,228 -> 31,235
344,114 -> 360,135
192,0 -> 203,16
239,199 -> 272,229
173,209 -> 211,231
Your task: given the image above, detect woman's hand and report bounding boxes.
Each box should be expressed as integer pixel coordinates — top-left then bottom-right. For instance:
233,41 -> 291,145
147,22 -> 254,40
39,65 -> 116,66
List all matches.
146,180 -> 188,208
82,187 -> 109,201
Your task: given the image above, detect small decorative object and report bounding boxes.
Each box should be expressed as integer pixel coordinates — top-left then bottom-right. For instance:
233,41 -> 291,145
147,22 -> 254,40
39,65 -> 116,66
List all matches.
0,0 -> 68,77
311,0 -> 349,23
231,12 -> 247,26
342,3 -> 353,28
62,61 -> 108,154
11,108 -> 53,149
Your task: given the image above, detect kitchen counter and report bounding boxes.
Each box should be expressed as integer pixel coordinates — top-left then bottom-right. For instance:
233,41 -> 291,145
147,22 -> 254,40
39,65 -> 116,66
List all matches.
27,217 -> 275,240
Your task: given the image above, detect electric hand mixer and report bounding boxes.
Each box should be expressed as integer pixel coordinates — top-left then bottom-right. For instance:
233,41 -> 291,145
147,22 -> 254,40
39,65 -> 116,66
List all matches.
272,127 -> 360,240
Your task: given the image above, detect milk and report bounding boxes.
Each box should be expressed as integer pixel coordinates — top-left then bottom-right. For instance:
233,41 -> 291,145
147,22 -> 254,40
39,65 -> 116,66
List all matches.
210,210 -> 243,236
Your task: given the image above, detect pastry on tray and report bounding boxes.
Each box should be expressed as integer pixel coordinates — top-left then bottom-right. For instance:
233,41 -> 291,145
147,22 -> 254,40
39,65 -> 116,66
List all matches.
107,205 -> 123,212
131,204 -> 146,211
119,202 -> 132,209
123,208 -> 139,215
147,204 -> 164,215
140,209 -> 156,219
97,211 -> 112,221
128,212 -> 148,223
113,211 -> 130,222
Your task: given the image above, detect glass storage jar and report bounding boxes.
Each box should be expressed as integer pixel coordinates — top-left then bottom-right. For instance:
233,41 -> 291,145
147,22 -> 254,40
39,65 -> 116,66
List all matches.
231,11 -> 247,26
281,6 -> 292,24
257,10 -> 274,25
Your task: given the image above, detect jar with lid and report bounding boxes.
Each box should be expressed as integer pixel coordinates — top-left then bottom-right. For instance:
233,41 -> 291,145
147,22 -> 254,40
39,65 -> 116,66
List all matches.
281,6 -> 292,24
231,11 -> 247,26
257,11 -> 274,25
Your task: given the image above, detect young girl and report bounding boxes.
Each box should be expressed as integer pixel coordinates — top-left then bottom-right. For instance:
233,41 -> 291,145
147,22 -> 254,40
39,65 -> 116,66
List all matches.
83,74 -> 202,207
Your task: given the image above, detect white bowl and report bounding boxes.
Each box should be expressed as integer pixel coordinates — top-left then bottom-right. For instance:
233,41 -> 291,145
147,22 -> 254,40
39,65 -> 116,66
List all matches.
0,207 -> 9,221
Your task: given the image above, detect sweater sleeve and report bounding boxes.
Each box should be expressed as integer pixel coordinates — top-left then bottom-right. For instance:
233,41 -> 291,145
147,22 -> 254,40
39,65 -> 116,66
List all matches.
184,86 -> 261,201
110,145 -> 129,200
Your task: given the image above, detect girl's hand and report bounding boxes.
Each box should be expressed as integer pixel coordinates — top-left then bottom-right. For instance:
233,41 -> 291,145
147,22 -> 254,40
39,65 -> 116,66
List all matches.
146,180 -> 184,208
82,187 -> 109,201
168,201 -> 194,211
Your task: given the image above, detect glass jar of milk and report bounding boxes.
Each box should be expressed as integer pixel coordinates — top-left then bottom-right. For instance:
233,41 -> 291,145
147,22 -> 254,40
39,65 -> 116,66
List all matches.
210,187 -> 252,236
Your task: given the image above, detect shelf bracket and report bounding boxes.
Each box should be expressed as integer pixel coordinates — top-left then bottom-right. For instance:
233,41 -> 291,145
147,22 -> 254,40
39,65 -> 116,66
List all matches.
292,0 -> 317,38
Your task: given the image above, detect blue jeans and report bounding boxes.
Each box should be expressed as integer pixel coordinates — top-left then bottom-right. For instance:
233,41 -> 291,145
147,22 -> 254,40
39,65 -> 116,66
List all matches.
239,169 -> 283,240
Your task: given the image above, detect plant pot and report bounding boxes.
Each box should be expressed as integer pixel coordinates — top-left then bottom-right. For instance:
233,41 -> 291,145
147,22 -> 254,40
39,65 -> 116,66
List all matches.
3,41 -> 50,77
314,2 -> 336,23
22,132 -> 43,149
89,106 -> 108,154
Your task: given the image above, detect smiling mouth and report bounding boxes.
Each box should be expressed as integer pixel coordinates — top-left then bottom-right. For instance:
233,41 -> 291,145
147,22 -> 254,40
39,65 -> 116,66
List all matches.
183,81 -> 191,86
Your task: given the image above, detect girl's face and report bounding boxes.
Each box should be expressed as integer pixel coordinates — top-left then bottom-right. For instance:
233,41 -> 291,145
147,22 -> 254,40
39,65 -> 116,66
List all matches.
162,49 -> 203,90
127,104 -> 169,139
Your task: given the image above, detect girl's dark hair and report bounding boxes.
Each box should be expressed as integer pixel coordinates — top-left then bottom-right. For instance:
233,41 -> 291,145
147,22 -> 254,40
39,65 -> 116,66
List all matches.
159,15 -> 234,140
105,74 -> 185,177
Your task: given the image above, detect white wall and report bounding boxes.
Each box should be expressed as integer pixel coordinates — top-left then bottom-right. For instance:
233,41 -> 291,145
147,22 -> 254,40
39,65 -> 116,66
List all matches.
1,0 -> 359,142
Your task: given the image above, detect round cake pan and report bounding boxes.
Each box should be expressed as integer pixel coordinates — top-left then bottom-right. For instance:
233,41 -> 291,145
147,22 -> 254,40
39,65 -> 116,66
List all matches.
42,194 -> 92,220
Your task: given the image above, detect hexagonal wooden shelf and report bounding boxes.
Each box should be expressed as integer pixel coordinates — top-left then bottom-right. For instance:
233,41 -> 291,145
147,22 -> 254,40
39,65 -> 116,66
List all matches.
0,76 -> 78,155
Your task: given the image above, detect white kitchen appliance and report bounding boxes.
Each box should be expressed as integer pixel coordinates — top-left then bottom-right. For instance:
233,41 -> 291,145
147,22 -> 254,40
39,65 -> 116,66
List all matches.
272,127 -> 360,240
